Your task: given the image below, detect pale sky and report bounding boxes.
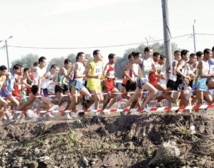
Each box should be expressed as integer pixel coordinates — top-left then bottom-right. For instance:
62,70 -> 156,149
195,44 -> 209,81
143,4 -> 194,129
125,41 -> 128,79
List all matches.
0,0 -> 214,67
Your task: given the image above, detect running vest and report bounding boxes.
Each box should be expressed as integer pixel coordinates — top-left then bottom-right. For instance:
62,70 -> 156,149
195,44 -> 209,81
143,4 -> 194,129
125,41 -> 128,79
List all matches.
209,58 -> 214,74
0,75 -> 6,90
193,60 -> 209,85
169,60 -> 177,81
33,67 -> 46,85
87,61 -> 103,85
106,63 -> 115,78
142,58 -> 153,80
41,74 -> 55,89
74,62 -> 85,83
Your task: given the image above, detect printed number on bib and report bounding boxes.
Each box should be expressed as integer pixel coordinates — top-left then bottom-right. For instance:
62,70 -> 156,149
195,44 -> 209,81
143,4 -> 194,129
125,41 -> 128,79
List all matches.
95,66 -> 102,75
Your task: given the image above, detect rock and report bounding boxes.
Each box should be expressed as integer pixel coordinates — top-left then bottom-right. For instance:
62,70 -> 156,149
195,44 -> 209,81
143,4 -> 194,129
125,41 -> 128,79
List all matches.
34,148 -> 40,155
126,142 -> 135,149
149,141 -> 180,166
199,124 -> 205,133
39,156 -> 50,162
28,161 -> 38,168
82,156 -> 89,166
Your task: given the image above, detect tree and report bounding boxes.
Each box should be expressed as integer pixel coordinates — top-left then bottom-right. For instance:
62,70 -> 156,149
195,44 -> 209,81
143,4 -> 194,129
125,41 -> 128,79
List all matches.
11,53 -> 39,69
47,56 -> 65,70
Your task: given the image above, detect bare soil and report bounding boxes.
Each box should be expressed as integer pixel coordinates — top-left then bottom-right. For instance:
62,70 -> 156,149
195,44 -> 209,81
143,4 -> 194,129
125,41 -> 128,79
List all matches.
0,112 -> 214,168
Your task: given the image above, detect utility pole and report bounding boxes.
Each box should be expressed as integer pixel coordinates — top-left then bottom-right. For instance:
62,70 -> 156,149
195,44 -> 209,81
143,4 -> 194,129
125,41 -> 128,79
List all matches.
5,40 -> 10,70
0,36 -> 13,70
193,20 -> 196,53
161,0 -> 172,69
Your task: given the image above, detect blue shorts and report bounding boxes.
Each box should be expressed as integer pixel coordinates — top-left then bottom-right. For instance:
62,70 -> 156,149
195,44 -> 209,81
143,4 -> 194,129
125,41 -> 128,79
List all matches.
1,89 -> 11,97
41,88 -> 49,97
195,78 -> 208,91
71,80 -> 84,91
137,78 -> 146,89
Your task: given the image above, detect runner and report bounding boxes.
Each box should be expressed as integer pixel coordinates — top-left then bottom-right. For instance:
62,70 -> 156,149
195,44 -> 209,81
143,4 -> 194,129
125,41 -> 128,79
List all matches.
102,53 -> 119,110
123,50 -> 158,112
85,50 -> 104,112
0,65 -> 11,123
68,52 -> 92,114
193,48 -> 213,108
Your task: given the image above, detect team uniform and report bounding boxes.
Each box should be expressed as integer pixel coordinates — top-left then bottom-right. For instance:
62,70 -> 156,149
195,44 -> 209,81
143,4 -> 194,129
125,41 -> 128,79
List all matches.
167,60 -> 177,89
1,73 -> 15,98
104,63 -> 116,92
193,60 -> 210,91
70,62 -> 85,91
87,61 -> 103,91
41,74 -> 55,97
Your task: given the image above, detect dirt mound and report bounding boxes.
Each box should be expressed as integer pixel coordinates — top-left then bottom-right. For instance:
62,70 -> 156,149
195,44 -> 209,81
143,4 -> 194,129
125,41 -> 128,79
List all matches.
0,113 -> 214,168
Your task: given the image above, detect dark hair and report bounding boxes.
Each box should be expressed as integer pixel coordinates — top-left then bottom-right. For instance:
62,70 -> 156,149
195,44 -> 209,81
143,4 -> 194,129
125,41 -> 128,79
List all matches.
24,68 -> 29,72
181,49 -> 189,58
38,56 -> 46,63
64,59 -> 72,65
33,62 -> 38,67
31,85 -> 38,95
133,52 -> 141,58
212,46 -> 214,52
196,51 -> 203,57
76,52 -> 84,61
93,50 -> 100,56
190,53 -> 196,58
160,55 -> 166,59
50,64 -> 58,70
153,52 -> 160,57
0,65 -> 7,71
144,47 -> 152,54
13,64 -> 20,70
204,48 -> 211,55
108,53 -> 115,59
174,50 -> 180,55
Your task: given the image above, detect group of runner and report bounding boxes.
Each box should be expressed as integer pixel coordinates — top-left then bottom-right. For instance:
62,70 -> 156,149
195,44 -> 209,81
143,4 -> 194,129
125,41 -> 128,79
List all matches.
0,46 -> 214,123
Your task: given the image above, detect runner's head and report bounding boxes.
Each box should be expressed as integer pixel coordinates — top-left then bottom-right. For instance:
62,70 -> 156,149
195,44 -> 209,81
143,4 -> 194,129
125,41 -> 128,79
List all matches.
31,85 -> 39,95
196,51 -> 203,61
159,55 -> 166,65
144,47 -> 153,58
203,48 -> 212,60
174,50 -> 181,60
12,64 -> 21,75
64,59 -> 72,69
108,53 -> 116,63
50,64 -> 59,74
128,52 -> 134,61
38,56 -> 46,68
93,50 -> 103,61
0,65 -> 7,76
76,52 -> 86,63
153,52 -> 160,62
189,53 -> 197,64
181,49 -> 189,62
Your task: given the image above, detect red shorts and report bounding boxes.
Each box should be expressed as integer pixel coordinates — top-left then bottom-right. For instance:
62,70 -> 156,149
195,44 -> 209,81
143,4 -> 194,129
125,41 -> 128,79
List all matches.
105,79 -> 116,92
149,73 -> 158,86
12,85 -> 22,99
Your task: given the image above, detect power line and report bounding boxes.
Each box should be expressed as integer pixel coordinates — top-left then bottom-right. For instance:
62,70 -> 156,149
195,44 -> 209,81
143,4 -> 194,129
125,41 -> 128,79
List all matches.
195,33 -> 214,36
7,34 -> 192,50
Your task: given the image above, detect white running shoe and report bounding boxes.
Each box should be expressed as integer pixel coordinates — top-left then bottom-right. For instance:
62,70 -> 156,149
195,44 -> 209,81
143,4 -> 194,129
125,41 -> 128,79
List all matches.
47,113 -> 54,118
65,113 -> 72,119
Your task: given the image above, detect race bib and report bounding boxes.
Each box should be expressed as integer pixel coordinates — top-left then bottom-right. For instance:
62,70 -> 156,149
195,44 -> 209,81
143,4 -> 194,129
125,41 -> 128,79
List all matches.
108,71 -> 114,78
209,65 -> 214,74
94,66 -> 102,75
